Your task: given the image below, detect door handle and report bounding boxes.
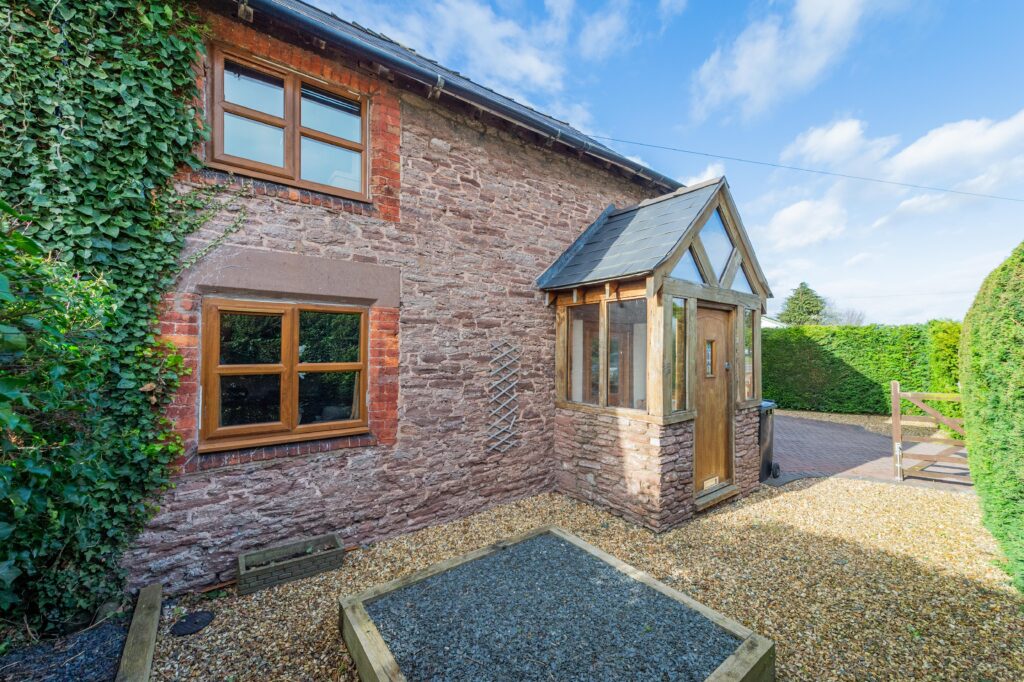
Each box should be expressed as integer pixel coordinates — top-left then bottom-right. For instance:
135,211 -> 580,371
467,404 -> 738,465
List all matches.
724,361 -> 731,371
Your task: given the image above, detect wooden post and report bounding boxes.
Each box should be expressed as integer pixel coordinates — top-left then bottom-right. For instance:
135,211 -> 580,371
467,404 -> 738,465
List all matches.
891,381 -> 903,482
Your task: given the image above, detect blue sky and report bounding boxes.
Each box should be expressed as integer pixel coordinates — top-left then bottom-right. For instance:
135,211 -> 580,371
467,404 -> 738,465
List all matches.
311,0 -> 1024,323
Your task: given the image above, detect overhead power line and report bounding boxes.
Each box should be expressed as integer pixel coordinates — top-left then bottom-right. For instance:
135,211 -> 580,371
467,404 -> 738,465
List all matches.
590,135 -> 1024,204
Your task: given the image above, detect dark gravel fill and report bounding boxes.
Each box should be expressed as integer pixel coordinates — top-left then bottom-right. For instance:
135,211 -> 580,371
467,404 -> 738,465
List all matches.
0,620 -> 127,682
365,533 -> 741,681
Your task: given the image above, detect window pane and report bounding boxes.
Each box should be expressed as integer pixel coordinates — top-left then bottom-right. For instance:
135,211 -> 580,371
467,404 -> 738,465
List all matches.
299,371 -> 358,424
220,374 -> 280,426
568,304 -> 600,405
705,341 -> 715,377
299,311 -> 361,363
302,85 -> 361,142
223,113 -> 284,167
219,312 -> 281,365
670,298 -> 686,412
670,248 -> 704,283
699,210 -> 734,280
300,137 -> 361,191
607,298 -> 647,410
744,309 -> 755,399
733,267 -> 754,295
224,60 -> 284,117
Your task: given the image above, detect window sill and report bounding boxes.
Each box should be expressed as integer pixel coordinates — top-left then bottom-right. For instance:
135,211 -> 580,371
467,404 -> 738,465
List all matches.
554,400 -> 695,426
205,160 -> 370,203
182,430 -> 376,473
198,425 -> 371,454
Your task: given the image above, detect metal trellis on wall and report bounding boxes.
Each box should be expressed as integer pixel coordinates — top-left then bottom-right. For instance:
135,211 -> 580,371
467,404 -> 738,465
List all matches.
487,340 -> 520,452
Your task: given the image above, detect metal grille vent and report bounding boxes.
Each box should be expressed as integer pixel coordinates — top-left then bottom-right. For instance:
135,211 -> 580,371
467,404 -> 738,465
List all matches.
486,340 -> 520,452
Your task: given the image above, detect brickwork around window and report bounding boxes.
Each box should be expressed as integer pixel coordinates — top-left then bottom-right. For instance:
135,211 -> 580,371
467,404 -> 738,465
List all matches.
157,293 -> 398,472
185,11 -> 401,222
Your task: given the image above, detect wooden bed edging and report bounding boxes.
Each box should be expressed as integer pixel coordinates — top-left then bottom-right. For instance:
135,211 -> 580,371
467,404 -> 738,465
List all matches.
338,525 -> 775,682
115,583 -> 162,682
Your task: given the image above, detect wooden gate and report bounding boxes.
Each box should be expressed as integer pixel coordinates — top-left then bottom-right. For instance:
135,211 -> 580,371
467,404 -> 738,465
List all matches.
890,381 -> 969,483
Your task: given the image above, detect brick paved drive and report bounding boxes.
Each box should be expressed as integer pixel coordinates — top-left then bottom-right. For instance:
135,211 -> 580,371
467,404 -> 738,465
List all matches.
773,415 -> 972,492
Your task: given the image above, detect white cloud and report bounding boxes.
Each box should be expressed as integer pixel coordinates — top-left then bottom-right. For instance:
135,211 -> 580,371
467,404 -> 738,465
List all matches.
782,118 -> 897,167
317,0 -> 570,93
658,0 -> 687,21
681,162 -> 725,186
578,1 -> 631,61
755,107 -> 1024,323
691,0 -> 878,120
761,197 -> 847,249
885,109 -> 1024,187
625,155 -> 650,168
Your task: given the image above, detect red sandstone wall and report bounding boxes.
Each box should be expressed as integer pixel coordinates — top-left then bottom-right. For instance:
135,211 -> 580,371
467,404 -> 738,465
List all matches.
553,407 -> 761,533
123,12 -> 655,592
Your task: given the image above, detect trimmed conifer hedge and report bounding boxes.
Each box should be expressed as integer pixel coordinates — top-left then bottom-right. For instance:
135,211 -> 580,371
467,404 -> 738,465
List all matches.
960,241 -> 1024,590
763,322 -> 960,415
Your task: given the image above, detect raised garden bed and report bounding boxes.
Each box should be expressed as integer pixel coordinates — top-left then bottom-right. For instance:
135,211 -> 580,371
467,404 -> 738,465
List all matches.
238,533 -> 344,595
339,526 -> 774,681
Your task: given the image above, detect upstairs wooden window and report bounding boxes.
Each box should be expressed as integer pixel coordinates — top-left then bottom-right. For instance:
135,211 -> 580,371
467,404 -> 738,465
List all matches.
208,46 -> 369,201
200,298 -> 368,452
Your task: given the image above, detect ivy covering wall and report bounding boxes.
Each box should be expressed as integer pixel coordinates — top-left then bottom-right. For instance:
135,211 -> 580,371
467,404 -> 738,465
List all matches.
762,321 -> 961,415
0,1 -> 207,630
960,241 -> 1024,591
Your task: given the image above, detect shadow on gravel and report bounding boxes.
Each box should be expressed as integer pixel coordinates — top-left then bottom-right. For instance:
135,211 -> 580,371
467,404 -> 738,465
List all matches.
0,618 -> 126,682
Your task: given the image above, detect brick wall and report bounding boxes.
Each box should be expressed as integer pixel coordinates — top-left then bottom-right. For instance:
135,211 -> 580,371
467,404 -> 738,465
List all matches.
124,11 -> 656,593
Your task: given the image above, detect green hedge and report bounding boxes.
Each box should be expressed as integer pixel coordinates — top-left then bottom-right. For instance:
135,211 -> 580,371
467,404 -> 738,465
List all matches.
763,322 -> 960,415
960,241 -> 1024,591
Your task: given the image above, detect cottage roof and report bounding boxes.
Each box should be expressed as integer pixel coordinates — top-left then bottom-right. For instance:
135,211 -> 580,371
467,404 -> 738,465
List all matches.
239,0 -> 681,192
536,177 -> 772,300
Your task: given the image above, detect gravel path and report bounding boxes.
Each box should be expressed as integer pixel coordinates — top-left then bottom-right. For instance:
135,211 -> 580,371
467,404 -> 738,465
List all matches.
366,533 -> 740,681
152,480 -> 1022,681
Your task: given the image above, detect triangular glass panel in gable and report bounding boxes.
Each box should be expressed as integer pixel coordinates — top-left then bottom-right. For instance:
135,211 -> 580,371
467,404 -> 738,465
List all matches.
732,266 -> 754,295
670,248 -> 705,283
699,210 -> 735,279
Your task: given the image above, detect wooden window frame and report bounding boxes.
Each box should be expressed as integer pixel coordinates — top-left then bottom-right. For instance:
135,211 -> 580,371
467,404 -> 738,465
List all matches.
558,286 -> 649,413
206,44 -> 371,202
200,298 -> 369,453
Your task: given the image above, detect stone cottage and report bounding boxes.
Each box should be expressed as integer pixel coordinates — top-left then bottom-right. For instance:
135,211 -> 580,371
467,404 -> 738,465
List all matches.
125,0 -> 772,592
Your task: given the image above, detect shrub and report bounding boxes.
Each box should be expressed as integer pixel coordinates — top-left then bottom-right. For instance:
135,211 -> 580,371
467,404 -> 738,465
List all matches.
960,241 -> 1024,590
762,322 -> 961,415
0,1 -> 208,630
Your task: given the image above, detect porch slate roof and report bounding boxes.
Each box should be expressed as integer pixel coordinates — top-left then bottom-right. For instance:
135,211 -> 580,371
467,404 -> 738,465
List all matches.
536,179 -> 722,290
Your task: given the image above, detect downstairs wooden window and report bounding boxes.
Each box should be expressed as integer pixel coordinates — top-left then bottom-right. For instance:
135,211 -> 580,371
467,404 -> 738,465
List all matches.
200,298 -> 368,452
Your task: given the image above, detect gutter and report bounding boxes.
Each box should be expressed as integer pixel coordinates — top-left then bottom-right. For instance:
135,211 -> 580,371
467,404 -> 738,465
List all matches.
242,0 -> 682,191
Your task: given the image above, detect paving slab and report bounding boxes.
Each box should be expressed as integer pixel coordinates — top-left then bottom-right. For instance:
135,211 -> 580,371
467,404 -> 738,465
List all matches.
773,415 -> 972,493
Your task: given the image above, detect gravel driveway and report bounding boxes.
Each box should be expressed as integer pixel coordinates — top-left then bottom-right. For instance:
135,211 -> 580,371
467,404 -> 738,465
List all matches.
152,482 -> 1021,681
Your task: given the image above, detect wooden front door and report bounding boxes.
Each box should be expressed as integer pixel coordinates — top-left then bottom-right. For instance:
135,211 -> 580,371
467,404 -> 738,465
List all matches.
695,306 -> 732,494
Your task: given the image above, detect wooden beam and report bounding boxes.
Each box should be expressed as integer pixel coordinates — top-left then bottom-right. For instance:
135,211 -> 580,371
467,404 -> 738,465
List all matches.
647,291 -> 665,417
555,305 -> 567,402
690,235 -> 717,287
720,249 -> 742,288
663,279 -> 761,308
116,583 -> 162,682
